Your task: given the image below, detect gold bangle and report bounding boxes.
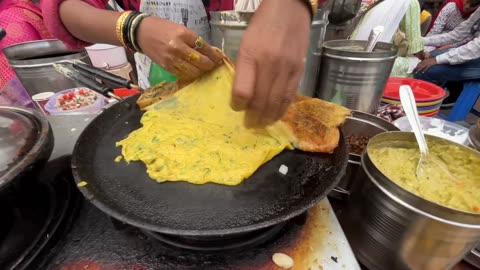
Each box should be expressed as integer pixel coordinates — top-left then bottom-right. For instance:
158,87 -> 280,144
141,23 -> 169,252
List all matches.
116,11 -> 132,47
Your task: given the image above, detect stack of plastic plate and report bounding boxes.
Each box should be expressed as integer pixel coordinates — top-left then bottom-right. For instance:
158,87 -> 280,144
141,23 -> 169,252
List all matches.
382,77 -> 446,117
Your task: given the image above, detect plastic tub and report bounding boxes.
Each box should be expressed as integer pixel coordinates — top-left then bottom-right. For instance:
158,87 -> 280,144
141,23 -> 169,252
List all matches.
44,88 -> 105,115
85,44 -> 128,69
393,115 -> 470,145
383,77 -> 446,102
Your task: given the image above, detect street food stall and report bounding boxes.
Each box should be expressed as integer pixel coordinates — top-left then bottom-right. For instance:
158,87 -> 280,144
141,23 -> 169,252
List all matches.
0,1 -> 479,270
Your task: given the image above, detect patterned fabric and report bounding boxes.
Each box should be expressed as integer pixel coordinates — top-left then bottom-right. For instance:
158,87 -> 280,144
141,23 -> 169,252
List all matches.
428,0 -> 473,32
0,0 -> 53,106
399,0 -> 424,55
424,7 -> 480,64
425,2 -> 468,51
42,0 -> 235,50
427,3 -> 465,36
390,0 -> 424,77
112,0 -> 233,11
391,57 -> 411,77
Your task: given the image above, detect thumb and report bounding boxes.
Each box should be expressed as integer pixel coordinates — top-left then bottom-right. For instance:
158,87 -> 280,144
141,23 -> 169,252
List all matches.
231,51 -> 256,111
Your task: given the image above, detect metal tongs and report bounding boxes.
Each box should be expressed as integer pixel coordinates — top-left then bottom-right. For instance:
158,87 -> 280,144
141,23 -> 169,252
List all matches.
53,61 -> 143,102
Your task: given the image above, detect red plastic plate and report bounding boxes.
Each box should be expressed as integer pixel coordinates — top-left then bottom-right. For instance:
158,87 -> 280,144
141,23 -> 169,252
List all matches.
383,77 -> 446,102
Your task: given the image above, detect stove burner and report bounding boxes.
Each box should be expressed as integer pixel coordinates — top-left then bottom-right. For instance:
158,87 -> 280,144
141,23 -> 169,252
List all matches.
141,223 -> 287,252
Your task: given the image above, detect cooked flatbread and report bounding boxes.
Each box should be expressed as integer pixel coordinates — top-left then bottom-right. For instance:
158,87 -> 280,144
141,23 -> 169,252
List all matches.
135,57 -> 350,154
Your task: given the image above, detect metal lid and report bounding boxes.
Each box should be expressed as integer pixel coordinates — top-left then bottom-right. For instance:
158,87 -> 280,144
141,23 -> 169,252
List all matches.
0,106 -> 51,188
322,40 -> 398,60
3,39 -> 87,67
209,11 -> 254,28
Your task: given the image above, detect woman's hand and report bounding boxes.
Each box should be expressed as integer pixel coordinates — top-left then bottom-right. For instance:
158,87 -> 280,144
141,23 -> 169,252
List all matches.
231,0 -> 311,127
136,16 -> 223,81
414,58 -> 438,73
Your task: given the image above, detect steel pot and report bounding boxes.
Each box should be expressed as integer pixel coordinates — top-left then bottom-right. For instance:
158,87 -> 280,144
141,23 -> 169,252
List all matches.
465,244 -> 480,268
344,132 -> 480,270
315,40 -> 397,114
0,106 -> 53,193
468,120 -> 480,151
209,9 -> 329,97
331,111 -> 398,200
3,39 -> 91,97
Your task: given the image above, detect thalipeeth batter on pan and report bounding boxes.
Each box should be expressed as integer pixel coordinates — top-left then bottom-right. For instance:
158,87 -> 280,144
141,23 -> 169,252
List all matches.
115,60 -> 350,186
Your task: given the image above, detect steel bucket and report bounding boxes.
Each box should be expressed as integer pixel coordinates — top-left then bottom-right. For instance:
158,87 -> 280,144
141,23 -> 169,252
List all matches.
209,9 -> 329,97
3,40 -> 91,97
316,40 -> 397,114
344,132 -> 480,270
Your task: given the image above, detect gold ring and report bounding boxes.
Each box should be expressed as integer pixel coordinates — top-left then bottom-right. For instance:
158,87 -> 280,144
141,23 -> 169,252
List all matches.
194,37 -> 205,49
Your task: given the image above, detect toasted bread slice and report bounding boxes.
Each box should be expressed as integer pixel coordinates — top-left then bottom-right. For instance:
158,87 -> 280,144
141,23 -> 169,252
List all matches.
281,96 -> 350,153
136,81 -> 181,110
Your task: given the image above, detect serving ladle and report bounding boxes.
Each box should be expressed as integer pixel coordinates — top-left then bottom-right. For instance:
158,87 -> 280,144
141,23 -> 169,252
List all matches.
364,25 -> 384,52
399,85 -> 429,177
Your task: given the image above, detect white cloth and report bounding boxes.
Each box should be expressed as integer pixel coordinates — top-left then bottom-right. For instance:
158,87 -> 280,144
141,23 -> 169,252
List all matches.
350,0 -> 411,43
424,8 -> 480,65
234,0 -> 262,11
135,0 -> 210,89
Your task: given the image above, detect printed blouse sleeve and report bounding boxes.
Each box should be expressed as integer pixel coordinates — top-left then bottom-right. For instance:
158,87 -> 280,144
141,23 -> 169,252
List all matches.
40,0 -> 109,49
424,8 -> 480,46
427,2 -> 456,36
436,37 -> 480,64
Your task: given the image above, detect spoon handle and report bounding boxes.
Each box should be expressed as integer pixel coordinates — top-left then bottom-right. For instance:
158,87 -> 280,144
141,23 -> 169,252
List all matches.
399,85 -> 429,156
365,25 -> 384,52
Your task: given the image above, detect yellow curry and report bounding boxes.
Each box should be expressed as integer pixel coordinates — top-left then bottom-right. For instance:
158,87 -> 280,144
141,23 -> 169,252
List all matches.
369,141 -> 480,214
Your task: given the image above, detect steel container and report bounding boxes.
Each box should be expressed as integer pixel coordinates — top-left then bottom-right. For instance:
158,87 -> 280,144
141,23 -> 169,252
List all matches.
465,244 -> 480,268
3,39 -> 91,97
209,9 -> 329,97
343,132 -> 480,270
316,40 -> 397,114
331,111 -> 398,200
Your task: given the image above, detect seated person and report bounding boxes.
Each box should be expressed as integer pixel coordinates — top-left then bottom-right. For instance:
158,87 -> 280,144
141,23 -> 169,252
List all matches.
425,0 -> 480,51
414,8 -> 480,104
351,0 -> 424,78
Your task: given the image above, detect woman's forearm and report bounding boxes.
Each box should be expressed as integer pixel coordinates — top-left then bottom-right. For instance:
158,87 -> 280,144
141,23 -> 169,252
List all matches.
59,0 -> 122,46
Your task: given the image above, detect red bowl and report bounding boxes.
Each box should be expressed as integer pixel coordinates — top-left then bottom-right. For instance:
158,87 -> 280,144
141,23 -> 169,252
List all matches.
383,78 -> 446,102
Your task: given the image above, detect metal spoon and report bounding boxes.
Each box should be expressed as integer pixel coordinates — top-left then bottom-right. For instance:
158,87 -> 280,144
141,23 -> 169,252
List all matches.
364,25 -> 384,52
399,85 -> 429,177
